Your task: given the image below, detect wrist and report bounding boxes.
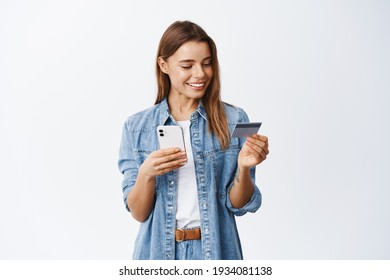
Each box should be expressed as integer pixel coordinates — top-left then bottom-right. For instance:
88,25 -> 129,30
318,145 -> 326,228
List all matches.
138,166 -> 155,182
237,162 -> 250,173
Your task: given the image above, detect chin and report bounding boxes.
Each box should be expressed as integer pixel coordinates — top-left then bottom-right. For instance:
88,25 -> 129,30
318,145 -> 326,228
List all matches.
189,92 -> 206,99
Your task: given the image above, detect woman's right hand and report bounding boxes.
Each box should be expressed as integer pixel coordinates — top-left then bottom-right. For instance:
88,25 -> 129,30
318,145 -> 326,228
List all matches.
127,147 -> 186,222
139,147 -> 187,178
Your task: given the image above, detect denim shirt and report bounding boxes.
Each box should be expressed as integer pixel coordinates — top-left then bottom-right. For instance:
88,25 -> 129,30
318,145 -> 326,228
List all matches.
118,98 -> 262,260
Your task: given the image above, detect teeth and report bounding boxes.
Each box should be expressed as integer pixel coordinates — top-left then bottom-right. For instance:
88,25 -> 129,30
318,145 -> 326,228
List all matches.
188,83 -> 204,87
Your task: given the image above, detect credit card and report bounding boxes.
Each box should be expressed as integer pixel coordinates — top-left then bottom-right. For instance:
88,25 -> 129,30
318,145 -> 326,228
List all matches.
231,122 -> 262,138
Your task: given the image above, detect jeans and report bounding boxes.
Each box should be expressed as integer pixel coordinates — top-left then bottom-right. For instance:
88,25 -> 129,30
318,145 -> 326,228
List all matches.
175,239 -> 202,260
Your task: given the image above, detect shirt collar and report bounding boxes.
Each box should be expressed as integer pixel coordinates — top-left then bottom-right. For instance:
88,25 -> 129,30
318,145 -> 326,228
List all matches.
158,98 -> 171,125
158,97 -> 208,124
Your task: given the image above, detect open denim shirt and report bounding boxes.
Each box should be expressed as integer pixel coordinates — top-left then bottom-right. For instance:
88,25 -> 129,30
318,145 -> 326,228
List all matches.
118,98 -> 262,259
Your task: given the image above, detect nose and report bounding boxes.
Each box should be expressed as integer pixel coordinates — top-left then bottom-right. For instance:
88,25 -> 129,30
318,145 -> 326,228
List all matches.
193,64 -> 205,78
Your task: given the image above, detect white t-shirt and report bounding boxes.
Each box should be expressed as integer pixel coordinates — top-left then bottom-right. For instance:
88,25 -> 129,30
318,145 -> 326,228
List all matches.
176,121 -> 201,229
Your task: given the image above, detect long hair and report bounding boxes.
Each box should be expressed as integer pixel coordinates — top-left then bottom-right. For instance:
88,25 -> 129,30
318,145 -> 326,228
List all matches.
155,20 -> 229,149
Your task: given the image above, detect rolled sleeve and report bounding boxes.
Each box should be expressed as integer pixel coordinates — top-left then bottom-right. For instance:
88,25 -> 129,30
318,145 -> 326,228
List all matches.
118,119 -> 138,212
226,167 -> 262,216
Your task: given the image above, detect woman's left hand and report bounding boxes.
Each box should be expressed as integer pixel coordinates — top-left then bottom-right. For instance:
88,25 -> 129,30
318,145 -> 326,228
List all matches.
238,134 -> 269,168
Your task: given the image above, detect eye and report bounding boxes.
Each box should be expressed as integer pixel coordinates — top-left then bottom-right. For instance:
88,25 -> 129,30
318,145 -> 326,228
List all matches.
181,65 -> 192,69
203,60 -> 212,67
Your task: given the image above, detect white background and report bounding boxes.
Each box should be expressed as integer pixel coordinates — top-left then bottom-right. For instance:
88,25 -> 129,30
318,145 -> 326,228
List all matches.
1,0 -> 389,259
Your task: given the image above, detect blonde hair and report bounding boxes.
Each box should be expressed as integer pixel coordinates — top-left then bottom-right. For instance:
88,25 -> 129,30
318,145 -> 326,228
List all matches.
155,20 -> 229,149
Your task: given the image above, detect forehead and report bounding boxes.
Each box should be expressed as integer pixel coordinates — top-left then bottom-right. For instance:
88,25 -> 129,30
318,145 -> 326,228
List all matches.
169,41 -> 211,61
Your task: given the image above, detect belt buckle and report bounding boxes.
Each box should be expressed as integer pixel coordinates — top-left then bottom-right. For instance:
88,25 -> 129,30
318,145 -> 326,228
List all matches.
176,228 -> 185,242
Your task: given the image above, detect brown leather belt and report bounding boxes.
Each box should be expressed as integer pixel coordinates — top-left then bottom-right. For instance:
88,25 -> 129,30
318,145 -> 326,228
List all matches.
175,228 -> 201,242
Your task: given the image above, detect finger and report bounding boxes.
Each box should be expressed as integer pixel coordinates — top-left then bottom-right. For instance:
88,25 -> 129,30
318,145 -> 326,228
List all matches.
156,147 -> 183,156
150,151 -> 187,167
245,140 -> 268,160
152,148 -> 183,160
254,145 -> 268,161
247,137 -> 269,155
244,141 -> 263,159
162,151 -> 187,163
153,157 -> 187,175
250,134 -> 268,146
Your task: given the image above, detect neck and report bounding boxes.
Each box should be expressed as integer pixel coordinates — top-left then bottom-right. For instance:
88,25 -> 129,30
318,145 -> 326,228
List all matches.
168,95 -> 199,121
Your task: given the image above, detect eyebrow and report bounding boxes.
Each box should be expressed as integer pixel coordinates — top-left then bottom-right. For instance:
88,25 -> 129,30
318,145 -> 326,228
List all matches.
179,56 -> 212,63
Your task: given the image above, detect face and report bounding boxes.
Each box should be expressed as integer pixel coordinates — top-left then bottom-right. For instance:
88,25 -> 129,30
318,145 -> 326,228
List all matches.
158,41 -> 213,101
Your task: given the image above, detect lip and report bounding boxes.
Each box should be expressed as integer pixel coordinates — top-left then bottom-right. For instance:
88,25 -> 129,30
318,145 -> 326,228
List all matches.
186,82 -> 206,90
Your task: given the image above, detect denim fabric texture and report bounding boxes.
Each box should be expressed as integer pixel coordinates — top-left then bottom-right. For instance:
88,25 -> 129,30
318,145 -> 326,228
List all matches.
118,98 -> 262,260
175,239 -> 203,260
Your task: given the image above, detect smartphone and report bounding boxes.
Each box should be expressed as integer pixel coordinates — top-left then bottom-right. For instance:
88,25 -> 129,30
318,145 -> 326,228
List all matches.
231,122 -> 262,138
157,125 -> 186,151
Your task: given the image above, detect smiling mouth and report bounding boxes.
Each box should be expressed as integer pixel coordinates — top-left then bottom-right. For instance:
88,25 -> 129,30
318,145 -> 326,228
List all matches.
187,82 -> 205,89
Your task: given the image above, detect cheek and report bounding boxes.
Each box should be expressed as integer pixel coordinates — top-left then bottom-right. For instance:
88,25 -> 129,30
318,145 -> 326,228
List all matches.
176,71 -> 191,83
205,67 -> 213,78
166,75 -> 180,87
169,69 -> 190,81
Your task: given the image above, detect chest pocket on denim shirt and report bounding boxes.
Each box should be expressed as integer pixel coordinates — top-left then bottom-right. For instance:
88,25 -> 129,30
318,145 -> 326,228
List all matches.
207,138 -> 240,198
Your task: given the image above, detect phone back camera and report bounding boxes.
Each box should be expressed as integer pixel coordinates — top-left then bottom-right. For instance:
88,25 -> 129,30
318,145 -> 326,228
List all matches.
159,133 -> 164,137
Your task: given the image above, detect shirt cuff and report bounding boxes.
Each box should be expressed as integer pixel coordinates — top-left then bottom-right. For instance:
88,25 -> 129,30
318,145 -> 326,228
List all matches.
122,178 -> 135,212
226,180 -> 262,216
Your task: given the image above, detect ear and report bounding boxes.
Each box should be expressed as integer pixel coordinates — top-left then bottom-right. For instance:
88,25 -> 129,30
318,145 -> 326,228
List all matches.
158,57 -> 169,74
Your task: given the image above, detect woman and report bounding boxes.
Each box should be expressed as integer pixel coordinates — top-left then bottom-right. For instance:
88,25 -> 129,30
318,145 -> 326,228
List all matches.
118,20 -> 269,260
